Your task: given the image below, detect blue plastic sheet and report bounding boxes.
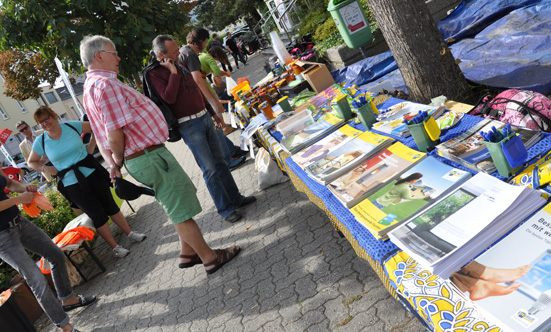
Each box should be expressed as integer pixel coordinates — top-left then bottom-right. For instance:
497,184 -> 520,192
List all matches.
332,0 -> 551,96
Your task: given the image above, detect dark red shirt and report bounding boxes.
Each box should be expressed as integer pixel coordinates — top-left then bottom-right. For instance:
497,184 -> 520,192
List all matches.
148,63 -> 214,119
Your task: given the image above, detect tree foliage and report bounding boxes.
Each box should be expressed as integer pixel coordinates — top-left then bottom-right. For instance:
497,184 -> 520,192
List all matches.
195,0 -> 263,31
0,49 -> 58,100
0,0 -> 196,100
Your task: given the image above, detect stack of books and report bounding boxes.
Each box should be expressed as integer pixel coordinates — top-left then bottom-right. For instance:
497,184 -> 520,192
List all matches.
447,203 -> 551,332
292,124 -> 364,170
350,156 -> 471,240
389,173 -> 546,279
327,142 -> 427,208
304,131 -> 394,185
280,113 -> 346,154
435,119 -> 542,173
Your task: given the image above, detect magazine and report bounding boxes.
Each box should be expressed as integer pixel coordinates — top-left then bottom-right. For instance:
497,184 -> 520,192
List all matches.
291,124 -> 364,170
327,142 -> 427,208
350,156 -> 471,240
435,119 -> 542,173
304,131 -> 394,185
446,203 -> 551,332
280,113 -> 346,154
371,102 -> 445,137
294,84 -> 348,116
388,173 -> 546,279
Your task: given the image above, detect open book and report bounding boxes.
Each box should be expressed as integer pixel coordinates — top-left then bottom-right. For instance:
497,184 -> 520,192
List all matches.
372,102 -> 445,137
280,113 -> 346,154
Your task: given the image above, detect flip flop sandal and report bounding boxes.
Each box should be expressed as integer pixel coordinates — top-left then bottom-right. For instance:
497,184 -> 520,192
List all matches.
179,254 -> 202,269
63,295 -> 97,312
204,246 -> 241,275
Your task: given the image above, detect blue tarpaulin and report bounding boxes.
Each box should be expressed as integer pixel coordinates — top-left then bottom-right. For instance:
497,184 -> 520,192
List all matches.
331,0 -> 551,95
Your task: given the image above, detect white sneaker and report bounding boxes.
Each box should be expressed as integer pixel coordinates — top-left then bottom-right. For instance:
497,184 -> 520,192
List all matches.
127,231 -> 146,243
113,245 -> 130,258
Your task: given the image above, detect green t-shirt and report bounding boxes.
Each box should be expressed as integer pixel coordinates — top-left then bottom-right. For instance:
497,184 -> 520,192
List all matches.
198,53 -> 222,96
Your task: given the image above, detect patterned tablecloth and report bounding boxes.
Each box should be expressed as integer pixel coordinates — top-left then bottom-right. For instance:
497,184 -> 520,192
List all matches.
249,96 -> 530,332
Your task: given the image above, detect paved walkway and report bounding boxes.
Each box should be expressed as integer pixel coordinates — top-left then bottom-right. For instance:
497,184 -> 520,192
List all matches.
35,53 -> 427,332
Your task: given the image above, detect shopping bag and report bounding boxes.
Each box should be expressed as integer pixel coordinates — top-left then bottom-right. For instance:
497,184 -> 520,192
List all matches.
255,148 -> 288,190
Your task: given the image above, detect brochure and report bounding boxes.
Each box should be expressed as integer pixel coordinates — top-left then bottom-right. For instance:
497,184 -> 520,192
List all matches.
350,156 -> 471,240
327,142 -> 427,208
304,131 -> 394,185
446,203 -> 551,332
280,113 -> 346,154
435,119 -> 542,173
389,173 -> 546,279
371,102 -> 445,137
291,124 -> 364,170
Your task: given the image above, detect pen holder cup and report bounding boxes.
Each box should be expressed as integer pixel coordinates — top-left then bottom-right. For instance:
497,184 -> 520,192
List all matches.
354,104 -> 377,130
331,96 -> 352,121
277,96 -> 293,113
484,132 -> 526,177
407,120 -> 440,152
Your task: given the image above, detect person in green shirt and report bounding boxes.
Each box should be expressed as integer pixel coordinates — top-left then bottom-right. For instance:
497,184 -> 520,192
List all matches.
373,173 -> 430,210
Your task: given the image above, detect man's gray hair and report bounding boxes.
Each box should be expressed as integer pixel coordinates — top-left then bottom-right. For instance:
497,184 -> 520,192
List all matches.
79,35 -> 115,68
152,35 -> 175,60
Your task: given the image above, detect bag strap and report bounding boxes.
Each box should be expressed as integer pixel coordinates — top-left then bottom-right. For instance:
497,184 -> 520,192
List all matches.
487,97 -> 551,131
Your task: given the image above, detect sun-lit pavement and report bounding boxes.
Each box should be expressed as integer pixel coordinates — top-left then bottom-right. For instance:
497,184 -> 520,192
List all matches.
34,51 -> 426,332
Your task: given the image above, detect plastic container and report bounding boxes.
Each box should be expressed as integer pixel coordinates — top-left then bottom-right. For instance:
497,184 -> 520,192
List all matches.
230,81 -> 251,101
328,0 -> 373,49
331,95 -> 352,120
354,104 -> 376,129
407,119 -> 440,152
485,132 -> 525,177
276,109 -> 314,138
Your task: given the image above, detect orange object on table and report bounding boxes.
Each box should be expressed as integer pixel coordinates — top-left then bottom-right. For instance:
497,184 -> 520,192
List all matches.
259,101 -> 275,120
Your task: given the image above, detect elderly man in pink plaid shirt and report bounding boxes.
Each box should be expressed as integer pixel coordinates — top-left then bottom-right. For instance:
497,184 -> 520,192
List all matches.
79,35 -> 240,274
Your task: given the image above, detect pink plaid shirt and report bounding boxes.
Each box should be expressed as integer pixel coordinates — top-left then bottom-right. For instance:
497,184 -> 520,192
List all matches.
83,69 -> 168,157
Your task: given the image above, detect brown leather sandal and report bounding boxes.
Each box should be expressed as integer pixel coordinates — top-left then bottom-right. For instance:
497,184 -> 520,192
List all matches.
204,246 -> 241,275
179,254 -> 202,269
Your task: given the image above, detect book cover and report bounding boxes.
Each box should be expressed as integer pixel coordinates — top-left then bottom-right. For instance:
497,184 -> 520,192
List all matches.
304,131 -> 394,185
327,142 -> 427,208
436,119 -> 542,173
294,84 -> 348,115
291,124 -> 364,170
372,102 -> 444,137
351,156 -> 470,240
280,113 -> 345,154
448,203 -> 551,332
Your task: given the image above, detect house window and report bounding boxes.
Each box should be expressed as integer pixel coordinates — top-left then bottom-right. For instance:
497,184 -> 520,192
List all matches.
0,105 -> 8,120
59,113 -> 69,122
15,100 -> 26,113
44,92 -> 58,104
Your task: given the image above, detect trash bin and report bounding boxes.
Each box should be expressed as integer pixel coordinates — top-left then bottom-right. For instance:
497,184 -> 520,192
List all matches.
328,0 -> 373,49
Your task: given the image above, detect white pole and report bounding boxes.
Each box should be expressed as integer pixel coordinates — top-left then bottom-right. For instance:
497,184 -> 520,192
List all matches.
54,58 -> 85,117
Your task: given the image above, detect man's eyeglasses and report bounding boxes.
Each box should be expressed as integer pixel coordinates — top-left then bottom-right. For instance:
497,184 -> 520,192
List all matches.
18,125 -> 29,133
99,50 -> 118,56
38,115 -> 51,125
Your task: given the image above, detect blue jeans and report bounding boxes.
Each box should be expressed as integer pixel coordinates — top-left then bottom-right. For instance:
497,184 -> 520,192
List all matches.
0,216 -> 73,327
178,114 -> 245,217
217,129 -> 232,165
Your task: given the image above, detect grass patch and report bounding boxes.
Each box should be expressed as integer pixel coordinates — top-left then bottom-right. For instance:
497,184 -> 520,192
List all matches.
343,295 -> 363,307
335,315 -> 354,328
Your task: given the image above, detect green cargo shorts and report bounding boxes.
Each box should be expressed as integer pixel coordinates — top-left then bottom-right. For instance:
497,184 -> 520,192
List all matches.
125,147 -> 202,224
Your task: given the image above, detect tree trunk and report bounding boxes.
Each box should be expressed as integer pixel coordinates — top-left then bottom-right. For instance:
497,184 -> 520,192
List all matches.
366,0 -> 473,104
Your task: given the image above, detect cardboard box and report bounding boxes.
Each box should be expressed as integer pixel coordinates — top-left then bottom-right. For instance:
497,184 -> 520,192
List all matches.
295,60 -> 335,94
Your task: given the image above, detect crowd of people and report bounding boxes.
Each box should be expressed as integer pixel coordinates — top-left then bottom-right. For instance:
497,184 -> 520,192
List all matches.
0,29 -> 256,331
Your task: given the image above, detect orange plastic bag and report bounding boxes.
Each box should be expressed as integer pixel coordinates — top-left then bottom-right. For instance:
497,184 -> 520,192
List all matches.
22,192 -> 54,217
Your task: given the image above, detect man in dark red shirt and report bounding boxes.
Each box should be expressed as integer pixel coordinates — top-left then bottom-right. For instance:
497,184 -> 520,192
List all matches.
147,34 -> 255,223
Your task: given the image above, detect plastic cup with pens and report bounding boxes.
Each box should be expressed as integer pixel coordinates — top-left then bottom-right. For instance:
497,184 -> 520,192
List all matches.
405,110 -> 441,152
482,124 -> 527,177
